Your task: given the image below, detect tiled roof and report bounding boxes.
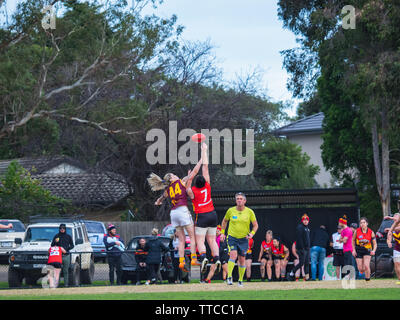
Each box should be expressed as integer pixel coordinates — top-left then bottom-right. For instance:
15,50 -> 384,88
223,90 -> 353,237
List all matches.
0,157 -> 130,206
32,173 -> 130,206
274,112 -> 324,136
0,156 -> 86,176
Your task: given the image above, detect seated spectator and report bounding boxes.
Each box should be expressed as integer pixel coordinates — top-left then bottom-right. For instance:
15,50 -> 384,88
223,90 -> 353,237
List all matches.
258,230 -> 273,282
204,225 -> 229,283
245,237 -> 254,282
134,238 -> 148,285
269,237 -> 289,281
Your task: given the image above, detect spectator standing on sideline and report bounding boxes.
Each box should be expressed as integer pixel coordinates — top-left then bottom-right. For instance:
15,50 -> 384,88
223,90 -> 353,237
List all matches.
51,223 -> 74,287
134,238 -> 148,285
292,241 -> 306,281
171,229 -> 183,283
145,228 -> 169,285
288,214 -> 311,281
310,225 -> 330,281
338,216 -> 354,279
220,192 -> 259,287
103,224 -> 125,285
330,226 -> 344,279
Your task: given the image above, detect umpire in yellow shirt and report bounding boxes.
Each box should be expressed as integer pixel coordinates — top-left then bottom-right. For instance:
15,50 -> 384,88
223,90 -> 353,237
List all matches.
220,192 -> 258,287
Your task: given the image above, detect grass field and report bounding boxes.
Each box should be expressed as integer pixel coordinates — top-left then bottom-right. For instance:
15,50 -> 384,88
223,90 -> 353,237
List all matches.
0,279 -> 398,300
1,288 -> 399,300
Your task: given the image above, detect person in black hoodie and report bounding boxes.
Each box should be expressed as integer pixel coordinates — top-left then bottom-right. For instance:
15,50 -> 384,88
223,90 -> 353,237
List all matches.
134,238 -> 148,285
310,225 -> 330,280
288,214 -> 311,281
51,223 -> 74,287
145,228 -> 169,285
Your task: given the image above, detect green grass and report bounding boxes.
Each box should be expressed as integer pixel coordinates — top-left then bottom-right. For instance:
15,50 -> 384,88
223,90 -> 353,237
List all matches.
1,288 -> 399,300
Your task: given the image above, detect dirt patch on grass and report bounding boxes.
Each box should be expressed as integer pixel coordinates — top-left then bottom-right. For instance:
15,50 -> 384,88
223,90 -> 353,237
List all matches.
0,279 -> 398,297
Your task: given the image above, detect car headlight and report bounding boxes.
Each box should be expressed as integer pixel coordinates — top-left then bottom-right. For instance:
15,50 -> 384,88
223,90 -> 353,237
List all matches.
9,255 -> 15,262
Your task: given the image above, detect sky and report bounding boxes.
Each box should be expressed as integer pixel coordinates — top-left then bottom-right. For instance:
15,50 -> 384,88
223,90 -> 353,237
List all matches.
142,0 -> 301,116
2,0 -> 301,116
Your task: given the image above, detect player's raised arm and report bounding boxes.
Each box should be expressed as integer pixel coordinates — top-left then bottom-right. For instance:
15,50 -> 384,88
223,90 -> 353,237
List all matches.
182,156 -> 203,187
201,142 -> 210,184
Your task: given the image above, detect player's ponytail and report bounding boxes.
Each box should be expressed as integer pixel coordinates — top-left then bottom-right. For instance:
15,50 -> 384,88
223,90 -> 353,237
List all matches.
147,173 -> 172,191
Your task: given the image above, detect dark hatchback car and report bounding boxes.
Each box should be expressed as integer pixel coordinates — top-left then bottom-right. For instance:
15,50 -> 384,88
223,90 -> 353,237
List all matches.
120,235 -> 177,284
370,217 -> 396,278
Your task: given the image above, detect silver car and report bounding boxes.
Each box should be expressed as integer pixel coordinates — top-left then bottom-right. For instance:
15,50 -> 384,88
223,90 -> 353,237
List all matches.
83,220 -> 107,262
0,220 -> 25,261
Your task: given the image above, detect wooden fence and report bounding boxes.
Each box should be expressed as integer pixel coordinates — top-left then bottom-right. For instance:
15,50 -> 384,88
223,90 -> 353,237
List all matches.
104,221 -> 169,243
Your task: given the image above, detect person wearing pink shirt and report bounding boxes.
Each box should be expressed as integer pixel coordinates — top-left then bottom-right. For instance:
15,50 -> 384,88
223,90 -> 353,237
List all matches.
338,215 -> 354,278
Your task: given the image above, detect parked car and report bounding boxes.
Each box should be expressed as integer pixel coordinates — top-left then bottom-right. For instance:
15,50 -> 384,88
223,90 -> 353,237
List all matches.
0,220 -> 25,262
371,217 -> 396,278
83,220 -> 107,262
8,218 -> 94,287
120,235 -> 191,284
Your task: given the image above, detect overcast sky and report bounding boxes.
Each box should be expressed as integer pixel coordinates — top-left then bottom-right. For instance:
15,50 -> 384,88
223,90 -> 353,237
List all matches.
2,0 -> 301,115
142,0 -> 301,115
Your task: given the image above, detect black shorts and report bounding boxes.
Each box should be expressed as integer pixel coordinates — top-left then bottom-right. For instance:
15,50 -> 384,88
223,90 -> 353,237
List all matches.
220,252 -> 229,264
272,255 -> 284,261
333,253 -> 344,267
195,210 -> 218,228
245,253 -> 253,260
48,262 -> 62,269
356,247 -> 371,259
343,251 -> 353,266
261,252 -> 270,261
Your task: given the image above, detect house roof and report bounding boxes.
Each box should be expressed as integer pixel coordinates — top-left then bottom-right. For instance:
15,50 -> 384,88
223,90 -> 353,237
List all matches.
0,156 -> 86,175
274,112 -> 324,136
0,157 -> 130,206
32,173 -> 130,206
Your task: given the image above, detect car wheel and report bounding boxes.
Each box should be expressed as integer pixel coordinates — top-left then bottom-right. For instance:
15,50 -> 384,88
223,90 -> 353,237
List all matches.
69,263 -> 81,287
8,267 -> 22,288
25,275 -> 39,286
81,257 -> 95,284
121,272 -> 129,285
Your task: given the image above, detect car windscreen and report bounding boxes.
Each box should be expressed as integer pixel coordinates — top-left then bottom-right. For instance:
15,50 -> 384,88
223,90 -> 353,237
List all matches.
84,221 -> 105,234
0,221 -> 25,232
25,227 -> 72,242
129,237 -> 171,250
378,219 -> 394,234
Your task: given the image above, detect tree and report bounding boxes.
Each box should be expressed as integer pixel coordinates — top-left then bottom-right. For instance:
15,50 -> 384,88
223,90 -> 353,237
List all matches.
0,161 -> 71,221
0,0 -> 182,138
278,0 -> 400,217
254,138 -> 320,189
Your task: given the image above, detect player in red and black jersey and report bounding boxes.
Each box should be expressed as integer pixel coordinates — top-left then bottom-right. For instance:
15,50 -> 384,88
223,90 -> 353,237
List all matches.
258,230 -> 273,281
187,143 -> 221,275
268,237 -> 289,281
